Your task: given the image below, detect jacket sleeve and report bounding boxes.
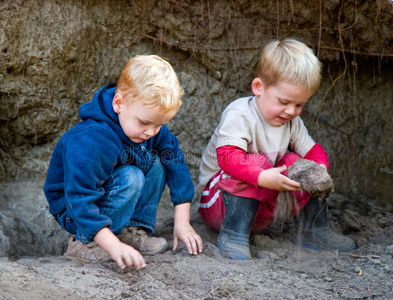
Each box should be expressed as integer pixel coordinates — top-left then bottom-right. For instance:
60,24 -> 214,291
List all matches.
216,145 -> 271,187
63,126 -> 122,242
153,125 -> 194,205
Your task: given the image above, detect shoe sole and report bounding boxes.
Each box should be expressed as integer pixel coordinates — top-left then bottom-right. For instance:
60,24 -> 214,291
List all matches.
64,255 -> 114,263
293,241 -> 356,253
139,242 -> 168,255
217,244 -> 251,260
221,252 -> 248,260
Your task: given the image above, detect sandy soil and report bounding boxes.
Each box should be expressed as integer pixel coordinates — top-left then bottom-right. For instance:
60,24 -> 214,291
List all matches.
1,195 -> 393,300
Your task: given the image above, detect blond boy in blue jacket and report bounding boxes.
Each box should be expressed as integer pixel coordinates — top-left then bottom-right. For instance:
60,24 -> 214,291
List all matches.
44,55 -> 203,269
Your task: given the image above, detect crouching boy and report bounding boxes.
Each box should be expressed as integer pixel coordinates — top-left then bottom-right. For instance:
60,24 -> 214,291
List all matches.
44,55 -> 203,269
197,38 -> 354,260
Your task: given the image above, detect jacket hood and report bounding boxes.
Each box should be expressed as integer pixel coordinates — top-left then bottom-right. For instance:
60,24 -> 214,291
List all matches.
79,84 -> 132,144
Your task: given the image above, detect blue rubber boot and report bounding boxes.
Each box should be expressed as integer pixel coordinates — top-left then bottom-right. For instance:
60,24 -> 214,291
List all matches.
217,191 -> 260,260
293,197 -> 355,252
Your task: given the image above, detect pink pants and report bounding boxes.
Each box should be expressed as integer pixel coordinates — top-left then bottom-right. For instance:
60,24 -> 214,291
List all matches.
198,153 -> 310,232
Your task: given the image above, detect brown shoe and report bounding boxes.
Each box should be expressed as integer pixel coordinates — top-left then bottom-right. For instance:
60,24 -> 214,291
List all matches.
65,236 -> 112,262
118,227 -> 168,255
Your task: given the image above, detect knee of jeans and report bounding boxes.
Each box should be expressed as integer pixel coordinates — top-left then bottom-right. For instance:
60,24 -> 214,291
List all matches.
117,165 -> 145,191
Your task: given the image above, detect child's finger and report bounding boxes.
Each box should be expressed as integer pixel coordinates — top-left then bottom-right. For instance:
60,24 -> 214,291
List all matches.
115,257 -> 126,270
284,176 -> 300,186
187,233 -> 203,253
134,257 -> 146,270
122,255 -> 134,269
289,179 -> 301,188
195,235 -> 203,253
129,253 -> 146,270
172,236 -> 179,251
186,237 -> 198,255
283,180 -> 301,191
179,235 -> 195,255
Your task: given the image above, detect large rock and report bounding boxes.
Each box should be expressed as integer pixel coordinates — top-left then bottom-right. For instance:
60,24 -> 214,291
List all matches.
0,182 -> 69,258
288,159 -> 334,199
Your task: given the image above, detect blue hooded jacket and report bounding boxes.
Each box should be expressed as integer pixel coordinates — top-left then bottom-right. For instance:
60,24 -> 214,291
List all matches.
44,84 -> 194,242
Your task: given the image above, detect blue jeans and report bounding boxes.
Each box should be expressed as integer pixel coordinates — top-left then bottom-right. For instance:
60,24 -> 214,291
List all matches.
55,155 -> 166,242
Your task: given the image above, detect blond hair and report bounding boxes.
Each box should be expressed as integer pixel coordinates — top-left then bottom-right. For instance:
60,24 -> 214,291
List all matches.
116,55 -> 183,114
256,38 -> 322,94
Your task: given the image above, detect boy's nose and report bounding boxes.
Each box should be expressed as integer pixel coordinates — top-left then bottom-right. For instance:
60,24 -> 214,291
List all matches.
144,128 -> 154,136
144,127 -> 158,137
285,106 -> 296,116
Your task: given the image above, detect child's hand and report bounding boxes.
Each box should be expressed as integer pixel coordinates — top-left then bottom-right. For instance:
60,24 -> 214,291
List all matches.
173,203 -> 203,255
258,165 -> 301,192
94,227 -> 146,270
108,241 -> 146,270
173,220 -> 203,255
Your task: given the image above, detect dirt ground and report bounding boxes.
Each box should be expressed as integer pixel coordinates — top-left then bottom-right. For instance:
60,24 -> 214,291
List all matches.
1,195 -> 393,300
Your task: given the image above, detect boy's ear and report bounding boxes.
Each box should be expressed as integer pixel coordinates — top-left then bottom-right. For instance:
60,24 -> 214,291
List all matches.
112,94 -> 125,113
252,78 -> 264,96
